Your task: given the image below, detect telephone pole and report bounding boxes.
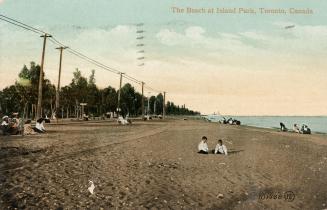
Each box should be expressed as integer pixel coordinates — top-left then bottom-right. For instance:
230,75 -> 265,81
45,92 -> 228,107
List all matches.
141,82 -> 145,119
55,46 -> 68,119
163,91 -> 166,119
36,33 -> 52,120
117,72 -> 124,115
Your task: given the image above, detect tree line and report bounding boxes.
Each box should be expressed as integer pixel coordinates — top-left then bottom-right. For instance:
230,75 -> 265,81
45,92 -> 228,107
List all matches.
0,62 -> 200,119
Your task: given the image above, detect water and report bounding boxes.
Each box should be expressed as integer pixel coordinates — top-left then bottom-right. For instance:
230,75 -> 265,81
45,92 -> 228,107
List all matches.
205,115 -> 327,134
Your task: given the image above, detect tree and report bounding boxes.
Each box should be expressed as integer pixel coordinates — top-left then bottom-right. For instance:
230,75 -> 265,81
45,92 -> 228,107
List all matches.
149,96 -> 156,114
1,64 -> 200,119
88,69 -> 96,86
120,83 -> 136,117
155,93 -> 164,115
1,85 -> 22,114
70,68 -> 88,104
103,86 -> 117,113
87,70 -> 100,115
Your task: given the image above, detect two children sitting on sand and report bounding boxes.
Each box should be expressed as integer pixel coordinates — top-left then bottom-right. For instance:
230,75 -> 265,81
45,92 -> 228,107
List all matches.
198,136 -> 228,155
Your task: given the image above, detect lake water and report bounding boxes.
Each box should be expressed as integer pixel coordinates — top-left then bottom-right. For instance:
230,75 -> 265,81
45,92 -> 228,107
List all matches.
205,115 -> 327,134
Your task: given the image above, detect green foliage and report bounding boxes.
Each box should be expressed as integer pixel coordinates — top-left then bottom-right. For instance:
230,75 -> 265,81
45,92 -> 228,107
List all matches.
0,62 -> 56,118
0,62 -> 200,118
88,69 -> 96,86
166,101 -> 200,115
102,86 -> 117,113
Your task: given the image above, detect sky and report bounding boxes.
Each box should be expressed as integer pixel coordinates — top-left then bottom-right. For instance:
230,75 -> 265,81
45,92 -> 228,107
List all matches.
0,0 -> 327,115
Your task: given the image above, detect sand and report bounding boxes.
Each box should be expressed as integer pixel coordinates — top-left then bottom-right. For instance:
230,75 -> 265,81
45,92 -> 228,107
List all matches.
0,118 -> 327,209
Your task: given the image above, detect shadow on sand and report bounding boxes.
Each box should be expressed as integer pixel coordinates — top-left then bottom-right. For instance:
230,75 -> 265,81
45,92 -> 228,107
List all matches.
227,149 -> 244,155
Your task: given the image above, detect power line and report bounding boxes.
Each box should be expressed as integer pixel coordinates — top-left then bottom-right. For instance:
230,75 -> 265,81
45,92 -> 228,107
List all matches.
49,37 -> 122,75
0,14 -> 46,34
144,85 -> 162,94
49,36 -> 67,48
0,14 -> 164,93
0,17 -> 43,35
48,38 -> 121,75
50,38 -> 145,87
49,38 -> 145,87
123,74 -> 142,85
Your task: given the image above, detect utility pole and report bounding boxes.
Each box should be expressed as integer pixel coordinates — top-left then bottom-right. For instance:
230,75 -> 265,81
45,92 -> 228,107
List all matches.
55,46 -> 68,120
141,82 -> 145,119
117,72 -> 124,116
163,91 -> 166,119
36,33 -> 52,120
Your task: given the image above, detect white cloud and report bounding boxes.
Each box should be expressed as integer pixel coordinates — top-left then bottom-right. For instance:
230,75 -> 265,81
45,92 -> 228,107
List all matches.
239,31 -> 267,40
156,29 -> 185,46
156,22 -> 327,58
185,26 -> 205,40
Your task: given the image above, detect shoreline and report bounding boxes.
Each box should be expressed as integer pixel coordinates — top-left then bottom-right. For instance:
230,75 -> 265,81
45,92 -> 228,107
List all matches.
202,115 -> 327,135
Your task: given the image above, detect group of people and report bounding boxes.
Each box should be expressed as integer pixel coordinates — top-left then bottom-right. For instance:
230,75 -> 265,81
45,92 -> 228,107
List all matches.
0,113 -> 21,135
0,113 -> 47,136
198,136 -> 228,155
24,118 -> 47,135
221,117 -> 241,125
280,122 -> 311,134
293,123 -> 311,134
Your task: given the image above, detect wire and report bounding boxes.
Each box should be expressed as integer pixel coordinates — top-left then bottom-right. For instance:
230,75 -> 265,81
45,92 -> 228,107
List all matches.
50,38 -> 143,86
49,36 -> 67,48
49,37 -> 121,75
123,74 -> 142,85
68,49 -> 120,74
66,49 -> 120,75
0,14 -> 46,34
0,17 -> 43,35
0,14 -> 164,93
145,85 -> 162,93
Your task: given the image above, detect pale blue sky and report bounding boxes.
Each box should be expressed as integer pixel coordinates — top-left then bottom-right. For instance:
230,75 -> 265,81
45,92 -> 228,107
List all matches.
2,0 -> 326,29
1,0 -> 327,115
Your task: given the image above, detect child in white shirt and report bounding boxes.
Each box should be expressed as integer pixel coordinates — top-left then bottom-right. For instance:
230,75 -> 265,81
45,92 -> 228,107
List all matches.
198,136 -> 209,154
214,139 -> 228,155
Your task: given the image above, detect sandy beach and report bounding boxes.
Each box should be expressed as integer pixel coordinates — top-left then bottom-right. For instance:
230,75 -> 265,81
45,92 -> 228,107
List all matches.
0,118 -> 327,209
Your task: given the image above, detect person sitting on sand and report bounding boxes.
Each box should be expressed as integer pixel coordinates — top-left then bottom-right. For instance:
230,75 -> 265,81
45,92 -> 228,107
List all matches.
33,118 -> 46,133
301,124 -> 311,134
10,113 -> 22,135
293,124 -> 300,133
198,136 -> 209,154
24,120 -> 36,135
83,113 -> 89,121
1,116 -> 10,135
118,116 -> 128,125
280,122 -> 288,132
213,139 -> 228,155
